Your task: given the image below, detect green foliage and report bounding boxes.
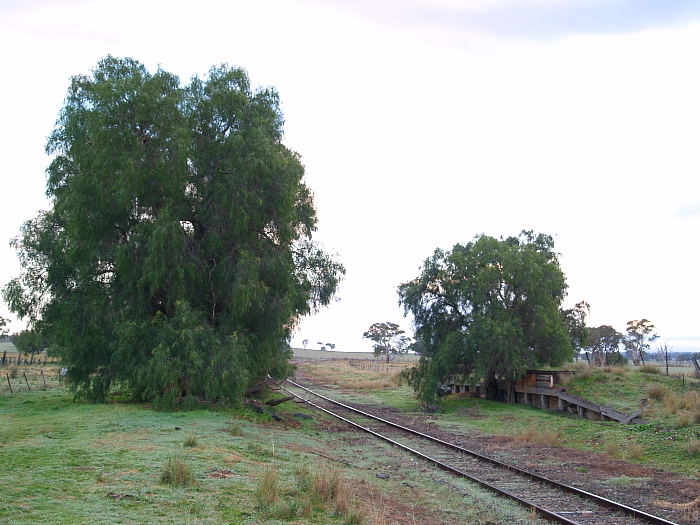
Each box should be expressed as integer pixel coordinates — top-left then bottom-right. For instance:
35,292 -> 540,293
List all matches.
362,321 -> 411,356
2,56 -> 344,405
606,350 -> 628,366
624,319 -> 659,366
12,329 -> 47,358
585,325 -> 623,366
398,231 -> 573,403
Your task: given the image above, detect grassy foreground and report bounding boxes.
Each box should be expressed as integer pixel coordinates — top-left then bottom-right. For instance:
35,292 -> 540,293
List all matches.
0,366 -> 539,525
2,358 -> 699,524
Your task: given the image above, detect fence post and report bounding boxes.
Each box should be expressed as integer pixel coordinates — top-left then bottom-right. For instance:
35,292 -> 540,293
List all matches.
23,372 -> 31,391
6,373 -> 12,394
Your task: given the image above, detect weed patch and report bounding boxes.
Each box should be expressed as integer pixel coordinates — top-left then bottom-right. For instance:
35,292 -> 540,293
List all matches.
627,442 -> 647,460
161,456 -> 196,486
605,476 -> 649,489
604,441 -> 620,457
517,425 -> 563,447
682,438 -> 700,458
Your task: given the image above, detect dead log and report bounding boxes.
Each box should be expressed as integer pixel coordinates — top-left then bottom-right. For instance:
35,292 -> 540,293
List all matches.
245,384 -> 266,396
265,396 -> 294,407
244,400 -> 282,421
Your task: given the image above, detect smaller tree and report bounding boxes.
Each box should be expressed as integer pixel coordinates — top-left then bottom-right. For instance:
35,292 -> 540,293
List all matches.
0,317 -> 8,339
14,328 -> 47,364
326,343 -> 336,350
585,325 -> 623,366
624,319 -> 658,366
302,339 -> 309,349
362,322 -> 408,359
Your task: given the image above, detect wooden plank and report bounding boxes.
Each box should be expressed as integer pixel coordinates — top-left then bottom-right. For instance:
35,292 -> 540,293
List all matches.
622,404 -> 651,424
517,386 -> 643,423
692,356 -> 700,378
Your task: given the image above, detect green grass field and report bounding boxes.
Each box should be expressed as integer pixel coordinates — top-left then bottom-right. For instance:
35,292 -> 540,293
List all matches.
0,376 -> 538,524
292,347 -> 420,361
0,341 -> 17,353
2,358 -> 699,523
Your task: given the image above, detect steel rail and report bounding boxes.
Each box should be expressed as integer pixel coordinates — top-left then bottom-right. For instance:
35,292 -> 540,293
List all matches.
283,380 -> 577,524
285,378 -> 678,525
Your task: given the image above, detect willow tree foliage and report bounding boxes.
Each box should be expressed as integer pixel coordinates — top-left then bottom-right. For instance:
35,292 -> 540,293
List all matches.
398,232 -> 573,403
3,56 -> 344,405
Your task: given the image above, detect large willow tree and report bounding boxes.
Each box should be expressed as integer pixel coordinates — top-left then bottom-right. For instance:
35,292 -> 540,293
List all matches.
398,232 -> 573,404
3,57 -> 344,406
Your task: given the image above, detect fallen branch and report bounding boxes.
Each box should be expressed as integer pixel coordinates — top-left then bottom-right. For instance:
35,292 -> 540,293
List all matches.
265,396 -> 294,407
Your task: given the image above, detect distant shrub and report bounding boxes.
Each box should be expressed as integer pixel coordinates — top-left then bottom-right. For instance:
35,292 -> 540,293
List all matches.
639,365 -> 661,375
607,352 -> 628,366
183,434 -> 198,447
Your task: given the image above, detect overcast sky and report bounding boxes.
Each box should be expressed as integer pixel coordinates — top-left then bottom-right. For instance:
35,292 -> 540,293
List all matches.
1,0 -> 699,354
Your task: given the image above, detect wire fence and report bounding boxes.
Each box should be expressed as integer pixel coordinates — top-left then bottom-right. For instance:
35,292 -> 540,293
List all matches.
0,363 -> 64,395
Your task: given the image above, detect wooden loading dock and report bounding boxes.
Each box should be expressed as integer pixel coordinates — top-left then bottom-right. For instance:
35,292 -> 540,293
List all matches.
448,370 -> 646,424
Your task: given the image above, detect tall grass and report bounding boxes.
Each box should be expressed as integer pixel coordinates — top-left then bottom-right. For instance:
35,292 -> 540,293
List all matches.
255,466 -> 279,508
517,425 -> 563,447
160,456 -> 195,486
627,442 -> 646,460
255,461 -> 366,523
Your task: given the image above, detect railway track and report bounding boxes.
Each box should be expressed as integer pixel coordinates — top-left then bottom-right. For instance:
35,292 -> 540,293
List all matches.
283,378 -> 679,525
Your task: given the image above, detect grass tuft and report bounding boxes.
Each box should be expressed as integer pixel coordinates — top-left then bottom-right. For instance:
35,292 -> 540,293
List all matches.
604,441 -> 620,457
255,465 -> 279,509
682,438 -> 700,458
226,419 -> 244,436
517,425 -> 562,447
627,442 -> 646,461
647,383 -> 668,401
160,456 -> 195,486
606,476 -> 649,489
